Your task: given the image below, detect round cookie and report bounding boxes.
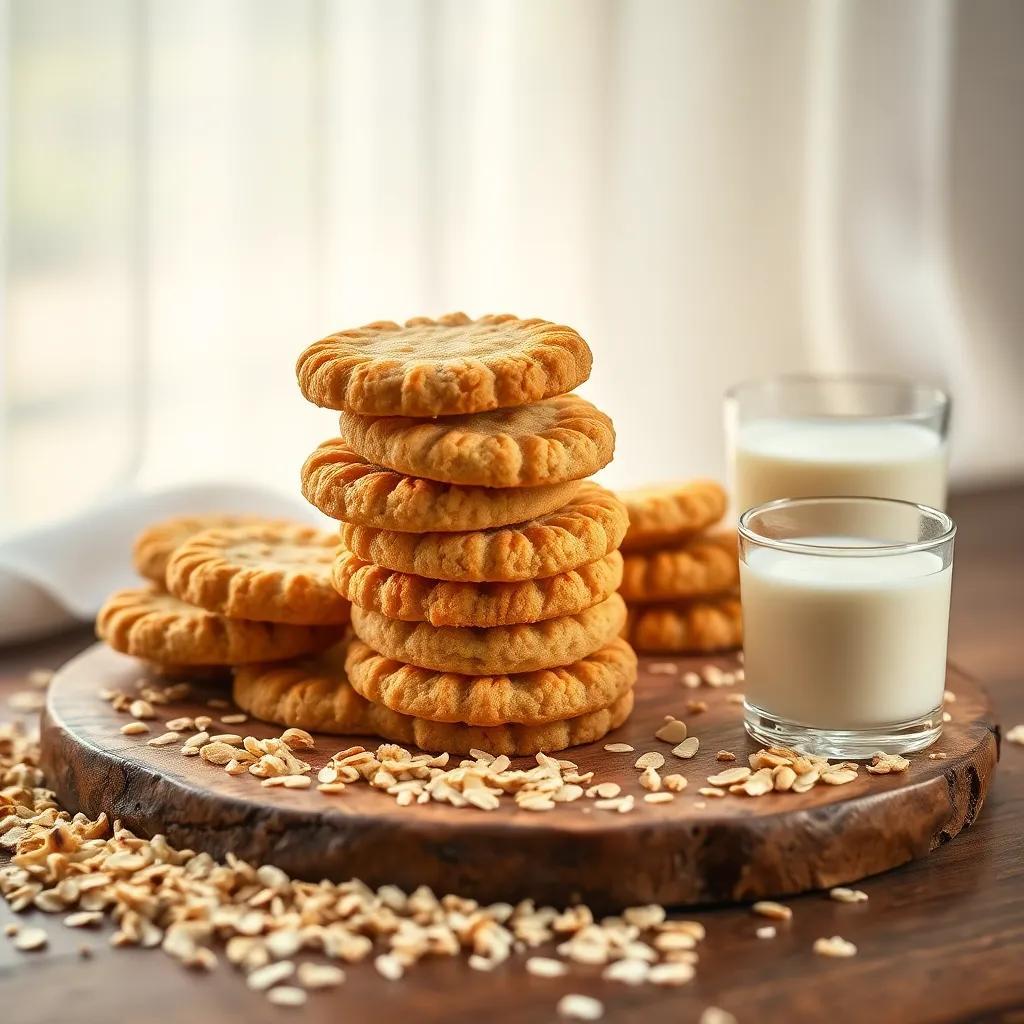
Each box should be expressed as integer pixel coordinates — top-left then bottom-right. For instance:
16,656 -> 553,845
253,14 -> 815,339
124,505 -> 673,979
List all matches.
619,481 -> 728,552
339,393 -> 614,488
345,636 -> 637,727
340,483 -> 627,583
350,593 -> 627,676
233,642 -> 373,736
296,311 -> 592,417
133,513 -> 270,585
165,524 -> 349,626
333,549 -> 623,627
97,587 -> 339,665
618,532 -> 739,603
302,438 -> 581,532
622,595 -> 743,654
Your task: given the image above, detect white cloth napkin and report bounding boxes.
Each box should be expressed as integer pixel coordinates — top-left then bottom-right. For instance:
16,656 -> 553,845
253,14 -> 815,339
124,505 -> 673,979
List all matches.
0,483 -> 322,646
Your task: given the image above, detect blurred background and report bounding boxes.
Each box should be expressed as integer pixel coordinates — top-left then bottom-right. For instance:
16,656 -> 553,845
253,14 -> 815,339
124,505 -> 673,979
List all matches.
2,0 -> 1023,537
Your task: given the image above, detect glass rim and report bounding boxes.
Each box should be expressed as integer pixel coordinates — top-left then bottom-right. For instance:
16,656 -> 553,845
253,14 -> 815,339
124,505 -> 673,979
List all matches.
738,495 -> 957,557
724,372 -> 950,417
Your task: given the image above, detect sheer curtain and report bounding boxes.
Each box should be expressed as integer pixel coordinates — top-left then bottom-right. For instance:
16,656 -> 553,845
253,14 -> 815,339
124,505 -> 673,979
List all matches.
3,0 -> 1022,535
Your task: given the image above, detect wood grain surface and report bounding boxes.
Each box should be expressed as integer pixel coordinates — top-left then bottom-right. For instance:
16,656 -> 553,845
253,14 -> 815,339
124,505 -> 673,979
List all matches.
2,483 -> 1023,1024
40,643 -> 997,910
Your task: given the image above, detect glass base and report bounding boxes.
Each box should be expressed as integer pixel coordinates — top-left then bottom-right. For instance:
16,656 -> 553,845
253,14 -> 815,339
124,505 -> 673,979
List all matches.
743,701 -> 943,759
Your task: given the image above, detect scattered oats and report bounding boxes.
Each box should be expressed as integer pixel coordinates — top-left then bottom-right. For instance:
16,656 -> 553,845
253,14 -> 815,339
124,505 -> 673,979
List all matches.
829,887 -> 868,904
654,719 -> 687,744
752,901 -> 792,921
638,767 -> 662,792
820,768 -> 858,786
648,662 -> 678,676
129,699 -> 155,720
702,665 -> 724,685
672,737 -> 700,759
814,935 -> 857,958
663,774 -> 687,792
4,924 -> 18,937
208,733 -> 243,745
595,795 -> 634,813
182,731 -> 209,750
737,768 -> 775,797
726,693 -> 745,705
165,717 -> 193,732
773,765 -> 797,792
297,962 -> 346,989
375,953 -> 404,980
943,711 -> 952,723
756,926 -> 776,939
700,1009 -> 738,1024
147,732 -> 181,748
635,751 -> 665,770
64,911 -> 103,928
526,956 -> 568,978
698,787 -> 726,798
8,691 -> 45,712
261,775 -> 311,789
281,728 -> 315,750
207,698 -> 230,709
716,750 -> 736,762
590,782 -> 621,799
604,743 -> 634,753
707,767 -> 750,787
648,961 -> 695,985
1008,725 -> 1024,746
220,713 -> 248,725
317,782 -> 347,795
267,986 -> 307,1007
603,958 -> 649,984
558,994 -> 604,1020
791,769 -> 820,793
120,722 -> 150,736
194,715 -> 213,731
944,690 -> 956,703
682,671 -> 702,688
866,751 -> 910,775
248,960 -> 295,991
928,752 -> 948,760
644,792 -> 674,804
687,700 -> 708,714
200,742 -> 242,766
13,927 -> 48,951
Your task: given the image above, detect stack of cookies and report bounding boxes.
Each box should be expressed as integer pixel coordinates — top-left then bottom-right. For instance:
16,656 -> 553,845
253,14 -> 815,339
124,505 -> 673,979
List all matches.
275,312 -> 637,756
96,515 -> 348,676
616,482 -> 743,654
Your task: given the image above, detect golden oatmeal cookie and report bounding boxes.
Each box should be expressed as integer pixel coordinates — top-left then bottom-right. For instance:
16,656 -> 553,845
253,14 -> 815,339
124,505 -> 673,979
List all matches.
619,481 -> 728,552
97,587 -> 339,665
301,438 -> 581,532
133,513 -> 270,585
345,636 -> 637,727
618,532 -> 739,603
233,642 -> 374,736
350,593 -> 627,675
165,524 -> 349,626
296,311 -> 592,417
333,549 -> 623,627
622,595 -> 743,654
340,483 -> 627,583
339,393 -> 613,488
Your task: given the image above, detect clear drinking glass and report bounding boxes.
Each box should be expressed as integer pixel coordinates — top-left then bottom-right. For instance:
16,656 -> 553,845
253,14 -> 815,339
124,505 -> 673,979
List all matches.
724,375 -> 951,517
738,496 -> 956,758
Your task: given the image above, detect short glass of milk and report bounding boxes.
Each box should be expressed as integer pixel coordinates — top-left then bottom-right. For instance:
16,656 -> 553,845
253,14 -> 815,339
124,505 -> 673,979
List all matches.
725,375 -> 950,516
739,496 -> 956,758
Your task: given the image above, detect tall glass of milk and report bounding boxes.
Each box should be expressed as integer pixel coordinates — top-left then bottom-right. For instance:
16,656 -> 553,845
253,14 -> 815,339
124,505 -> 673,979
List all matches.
725,375 -> 950,516
739,496 -> 956,757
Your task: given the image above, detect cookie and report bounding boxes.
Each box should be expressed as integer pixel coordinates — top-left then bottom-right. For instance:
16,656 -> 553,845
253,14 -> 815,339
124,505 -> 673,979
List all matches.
165,524 -> 349,625
296,312 -> 592,417
618,532 -> 739,602
333,549 -> 623,627
301,438 -> 581,532
350,593 -> 627,676
97,587 -> 339,665
345,636 -> 637,726
340,483 -> 627,583
622,595 -> 743,653
339,393 -> 614,488
619,481 -> 728,552
133,514 -> 270,584
233,642 -> 373,736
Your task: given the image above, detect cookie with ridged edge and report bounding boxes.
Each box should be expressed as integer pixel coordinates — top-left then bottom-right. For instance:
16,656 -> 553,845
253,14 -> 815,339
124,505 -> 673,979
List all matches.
233,641 -> 374,736
618,533 -> 739,603
619,481 -> 728,552
302,438 -> 581,532
133,513 -> 271,585
340,483 -> 627,583
345,636 -> 637,727
97,587 -> 339,665
165,524 -> 349,626
350,593 -> 626,676
297,312 -> 592,417
339,393 -> 613,489
622,595 -> 742,653
333,549 -> 623,627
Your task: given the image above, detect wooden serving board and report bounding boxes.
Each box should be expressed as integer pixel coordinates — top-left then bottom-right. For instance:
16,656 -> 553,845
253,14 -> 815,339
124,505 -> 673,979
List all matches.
41,643 -> 998,911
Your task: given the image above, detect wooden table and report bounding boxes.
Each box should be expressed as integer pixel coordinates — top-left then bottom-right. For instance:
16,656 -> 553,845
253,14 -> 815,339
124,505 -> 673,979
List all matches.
2,483 -> 1022,1024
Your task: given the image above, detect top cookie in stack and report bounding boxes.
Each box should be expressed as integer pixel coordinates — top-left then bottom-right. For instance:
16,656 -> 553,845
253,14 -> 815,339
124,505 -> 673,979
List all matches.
295,313 -> 637,755
616,481 -> 743,655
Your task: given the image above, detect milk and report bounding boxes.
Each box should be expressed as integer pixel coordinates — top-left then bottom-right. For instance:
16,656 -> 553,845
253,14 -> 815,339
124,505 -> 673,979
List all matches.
733,418 -> 948,514
740,539 -> 951,730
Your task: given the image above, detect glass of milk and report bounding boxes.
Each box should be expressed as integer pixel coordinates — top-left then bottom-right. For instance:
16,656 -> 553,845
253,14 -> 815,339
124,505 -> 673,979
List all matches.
739,496 -> 956,758
725,375 -> 950,516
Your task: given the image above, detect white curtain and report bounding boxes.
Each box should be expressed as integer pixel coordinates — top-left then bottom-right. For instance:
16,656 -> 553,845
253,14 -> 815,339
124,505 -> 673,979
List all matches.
2,0 -> 1022,535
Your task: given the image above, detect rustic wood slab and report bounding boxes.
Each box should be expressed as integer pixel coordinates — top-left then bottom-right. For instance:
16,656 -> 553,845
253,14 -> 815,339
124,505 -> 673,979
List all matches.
40,642 -> 998,911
